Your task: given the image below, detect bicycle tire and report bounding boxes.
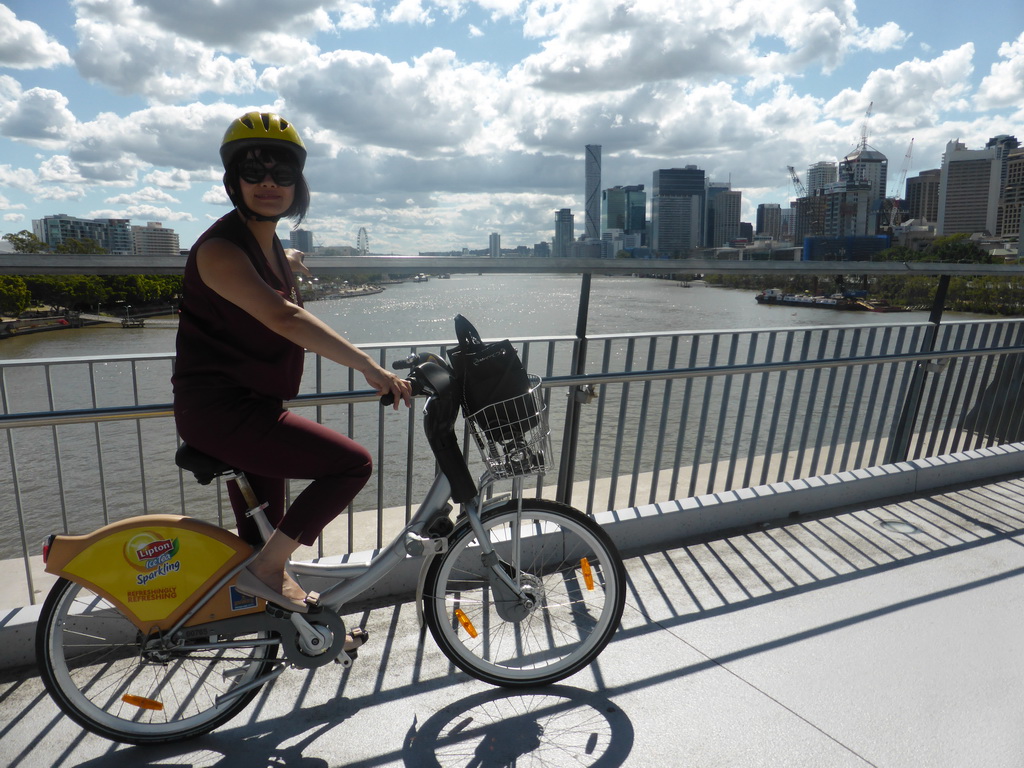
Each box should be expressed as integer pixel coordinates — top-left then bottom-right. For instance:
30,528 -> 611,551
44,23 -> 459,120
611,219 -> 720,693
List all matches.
36,577 -> 279,744
423,499 -> 625,687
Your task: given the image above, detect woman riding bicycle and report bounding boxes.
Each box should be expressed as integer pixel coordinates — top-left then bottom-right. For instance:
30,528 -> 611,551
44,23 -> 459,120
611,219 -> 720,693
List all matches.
172,111 -> 412,621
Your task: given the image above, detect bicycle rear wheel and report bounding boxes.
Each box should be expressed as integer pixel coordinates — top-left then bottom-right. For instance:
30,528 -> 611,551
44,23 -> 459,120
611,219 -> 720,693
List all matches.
423,499 -> 625,687
36,578 -> 279,744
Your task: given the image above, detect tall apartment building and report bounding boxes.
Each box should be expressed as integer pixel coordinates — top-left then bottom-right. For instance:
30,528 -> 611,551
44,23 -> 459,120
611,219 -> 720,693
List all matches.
290,228 -> 314,254
839,144 -> 888,234
131,221 -> 180,256
33,214 -> 134,254
807,161 -> 838,195
937,136 -> 1019,236
553,208 -> 574,258
905,169 -> 941,224
708,187 -> 742,247
652,166 -> 705,256
584,145 -> 601,241
601,185 -> 646,239
997,148 -> 1024,241
756,203 -> 783,239
821,182 -> 873,238
489,232 -> 501,258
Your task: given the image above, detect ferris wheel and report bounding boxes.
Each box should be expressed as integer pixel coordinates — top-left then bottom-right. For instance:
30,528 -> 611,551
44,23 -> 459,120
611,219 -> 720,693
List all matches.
356,227 -> 369,256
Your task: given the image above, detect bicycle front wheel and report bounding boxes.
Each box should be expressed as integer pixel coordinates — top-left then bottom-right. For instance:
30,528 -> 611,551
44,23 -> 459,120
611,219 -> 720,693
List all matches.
36,578 -> 279,744
423,499 -> 625,687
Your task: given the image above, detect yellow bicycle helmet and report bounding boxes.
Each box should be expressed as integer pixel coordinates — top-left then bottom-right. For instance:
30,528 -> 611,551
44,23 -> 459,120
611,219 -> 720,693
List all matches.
219,111 -> 306,170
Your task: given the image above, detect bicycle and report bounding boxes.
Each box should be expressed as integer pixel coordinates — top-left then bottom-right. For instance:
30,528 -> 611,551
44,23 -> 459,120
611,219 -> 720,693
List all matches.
34,351 -> 626,744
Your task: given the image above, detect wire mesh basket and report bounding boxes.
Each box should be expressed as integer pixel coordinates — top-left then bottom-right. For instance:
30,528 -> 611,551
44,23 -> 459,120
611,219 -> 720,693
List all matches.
466,375 -> 551,478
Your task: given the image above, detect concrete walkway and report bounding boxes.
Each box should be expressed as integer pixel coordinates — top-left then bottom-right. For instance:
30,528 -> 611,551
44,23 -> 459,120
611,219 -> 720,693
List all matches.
3,471 -> 1024,767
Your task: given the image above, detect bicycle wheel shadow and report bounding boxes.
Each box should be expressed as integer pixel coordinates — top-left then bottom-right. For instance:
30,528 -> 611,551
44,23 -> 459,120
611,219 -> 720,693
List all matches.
63,694 -> 354,768
401,685 -> 634,768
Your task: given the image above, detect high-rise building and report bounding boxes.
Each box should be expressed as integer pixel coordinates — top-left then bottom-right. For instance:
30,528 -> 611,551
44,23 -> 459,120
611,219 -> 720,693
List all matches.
938,136 -> 1019,236
708,187 -> 742,247
489,232 -> 501,258
807,161 -> 838,195
652,166 -> 705,256
601,184 -> 646,238
839,144 -> 888,233
822,183 -> 873,238
131,222 -> 180,256
33,214 -> 134,254
997,148 -> 1024,241
290,228 -> 314,253
553,208 -> 574,258
905,169 -> 941,224
585,145 -> 601,240
756,203 -> 783,240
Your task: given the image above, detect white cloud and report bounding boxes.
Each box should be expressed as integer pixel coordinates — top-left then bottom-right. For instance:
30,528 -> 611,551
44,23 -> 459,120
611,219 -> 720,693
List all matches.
519,0 -> 909,91
387,0 -> 433,25
0,5 -> 73,69
73,7 -> 259,103
0,164 -> 38,193
335,0 -> 377,30
975,31 -> 1024,110
144,168 -> 192,189
0,87 -> 77,146
824,45 -> 977,131
261,48 -> 505,154
468,24 -> 484,38
202,184 -> 230,205
87,203 -> 197,222
105,186 -> 180,205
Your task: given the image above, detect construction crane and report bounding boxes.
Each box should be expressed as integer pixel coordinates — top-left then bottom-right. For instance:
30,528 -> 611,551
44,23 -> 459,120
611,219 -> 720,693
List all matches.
887,138 -> 914,227
858,101 -> 874,150
786,165 -> 807,198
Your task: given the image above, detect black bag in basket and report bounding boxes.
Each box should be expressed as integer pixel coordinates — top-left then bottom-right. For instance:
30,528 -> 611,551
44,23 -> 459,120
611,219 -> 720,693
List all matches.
447,314 -> 539,440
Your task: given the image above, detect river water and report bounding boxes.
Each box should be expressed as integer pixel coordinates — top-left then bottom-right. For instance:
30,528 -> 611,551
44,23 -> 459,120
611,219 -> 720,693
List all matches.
2,274 -> 988,559
1,273 -> 952,361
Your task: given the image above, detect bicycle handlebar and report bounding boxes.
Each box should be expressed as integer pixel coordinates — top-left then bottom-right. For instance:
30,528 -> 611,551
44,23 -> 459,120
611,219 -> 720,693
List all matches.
379,352 -> 454,407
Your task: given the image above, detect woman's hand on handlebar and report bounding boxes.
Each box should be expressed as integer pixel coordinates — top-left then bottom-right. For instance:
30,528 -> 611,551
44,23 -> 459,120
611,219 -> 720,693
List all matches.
363,364 -> 413,409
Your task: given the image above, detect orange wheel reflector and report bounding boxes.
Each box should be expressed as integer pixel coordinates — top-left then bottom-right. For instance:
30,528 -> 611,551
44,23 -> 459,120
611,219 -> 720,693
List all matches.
454,608 -> 478,638
581,557 -> 595,591
122,694 -> 164,711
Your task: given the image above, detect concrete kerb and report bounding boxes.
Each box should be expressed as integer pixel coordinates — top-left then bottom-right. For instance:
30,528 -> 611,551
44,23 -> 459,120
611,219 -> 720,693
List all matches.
4,441 -> 1022,672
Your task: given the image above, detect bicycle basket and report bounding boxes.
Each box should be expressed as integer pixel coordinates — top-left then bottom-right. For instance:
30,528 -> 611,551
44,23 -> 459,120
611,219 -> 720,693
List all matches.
466,375 -> 551,478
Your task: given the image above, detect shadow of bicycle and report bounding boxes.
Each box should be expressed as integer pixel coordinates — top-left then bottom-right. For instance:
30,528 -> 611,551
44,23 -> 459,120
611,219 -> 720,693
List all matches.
402,685 -> 634,767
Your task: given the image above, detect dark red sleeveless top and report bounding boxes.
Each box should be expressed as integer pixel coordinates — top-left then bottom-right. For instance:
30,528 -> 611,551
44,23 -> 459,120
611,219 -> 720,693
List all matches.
172,213 -> 304,401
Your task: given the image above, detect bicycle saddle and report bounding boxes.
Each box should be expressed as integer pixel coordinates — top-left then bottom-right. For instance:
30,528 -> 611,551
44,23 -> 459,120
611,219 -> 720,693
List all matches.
175,443 -> 236,485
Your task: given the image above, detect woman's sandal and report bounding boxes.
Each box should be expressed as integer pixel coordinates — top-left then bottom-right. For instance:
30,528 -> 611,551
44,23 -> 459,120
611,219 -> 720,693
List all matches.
344,628 -> 370,659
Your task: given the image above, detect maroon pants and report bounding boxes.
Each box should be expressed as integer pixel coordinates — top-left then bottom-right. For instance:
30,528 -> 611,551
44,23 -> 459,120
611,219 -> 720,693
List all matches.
174,389 -> 372,546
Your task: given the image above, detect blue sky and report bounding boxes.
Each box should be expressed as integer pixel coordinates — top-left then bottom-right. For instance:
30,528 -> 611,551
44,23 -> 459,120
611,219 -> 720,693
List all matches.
1,0 -> 1022,254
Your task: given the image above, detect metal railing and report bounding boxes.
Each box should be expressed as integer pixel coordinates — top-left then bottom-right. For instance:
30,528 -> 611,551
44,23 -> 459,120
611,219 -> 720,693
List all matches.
4,317 -> 1024,605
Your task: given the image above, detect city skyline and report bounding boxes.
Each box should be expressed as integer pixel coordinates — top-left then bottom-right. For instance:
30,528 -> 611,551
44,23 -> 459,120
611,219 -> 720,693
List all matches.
1,1 -> 1022,254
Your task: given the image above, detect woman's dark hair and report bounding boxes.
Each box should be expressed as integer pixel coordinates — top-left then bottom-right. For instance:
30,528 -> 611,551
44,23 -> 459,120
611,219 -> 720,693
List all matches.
223,145 -> 310,224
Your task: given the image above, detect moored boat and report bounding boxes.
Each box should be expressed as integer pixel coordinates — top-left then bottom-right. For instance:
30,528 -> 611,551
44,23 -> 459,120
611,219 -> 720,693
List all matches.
755,288 -> 908,312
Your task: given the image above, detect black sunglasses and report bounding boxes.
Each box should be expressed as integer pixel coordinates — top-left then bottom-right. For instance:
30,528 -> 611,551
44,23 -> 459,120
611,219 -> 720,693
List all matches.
238,159 -> 299,187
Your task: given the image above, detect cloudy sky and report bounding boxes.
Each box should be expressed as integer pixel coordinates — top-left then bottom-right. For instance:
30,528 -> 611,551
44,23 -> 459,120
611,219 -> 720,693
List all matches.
1,0 -> 1022,255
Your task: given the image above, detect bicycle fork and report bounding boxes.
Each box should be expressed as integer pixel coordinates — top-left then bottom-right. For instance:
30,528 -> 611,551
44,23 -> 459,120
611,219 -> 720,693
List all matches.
467,478 -> 534,616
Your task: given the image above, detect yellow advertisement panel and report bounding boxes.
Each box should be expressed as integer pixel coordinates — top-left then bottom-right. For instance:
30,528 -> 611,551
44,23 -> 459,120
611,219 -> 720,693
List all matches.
63,525 -> 237,623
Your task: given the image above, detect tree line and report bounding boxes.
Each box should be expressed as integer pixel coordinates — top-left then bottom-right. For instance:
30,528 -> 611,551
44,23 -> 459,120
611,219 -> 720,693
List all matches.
1,230 -> 182,317
705,234 -> 1024,316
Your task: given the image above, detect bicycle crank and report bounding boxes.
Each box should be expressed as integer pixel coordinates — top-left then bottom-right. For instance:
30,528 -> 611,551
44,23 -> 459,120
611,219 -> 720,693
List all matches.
273,607 -> 348,669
